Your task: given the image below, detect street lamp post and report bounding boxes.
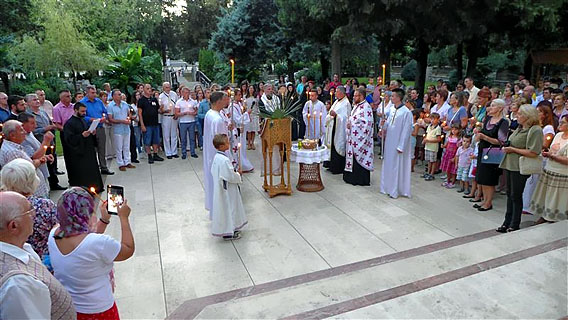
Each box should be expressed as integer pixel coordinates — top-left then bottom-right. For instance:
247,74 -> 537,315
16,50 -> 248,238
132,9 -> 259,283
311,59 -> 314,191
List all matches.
230,59 -> 235,85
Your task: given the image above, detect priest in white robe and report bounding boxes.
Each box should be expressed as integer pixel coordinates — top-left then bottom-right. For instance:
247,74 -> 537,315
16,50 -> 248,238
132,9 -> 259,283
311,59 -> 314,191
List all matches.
230,92 -> 254,172
325,85 -> 351,174
203,91 -> 231,212
344,88 -> 374,186
210,133 -> 247,239
380,88 -> 413,198
302,91 -> 327,141
259,83 -> 282,176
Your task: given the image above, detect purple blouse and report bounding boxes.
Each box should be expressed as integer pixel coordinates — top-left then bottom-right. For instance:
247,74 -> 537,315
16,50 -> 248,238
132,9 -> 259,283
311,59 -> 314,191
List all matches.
27,196 -> 58,258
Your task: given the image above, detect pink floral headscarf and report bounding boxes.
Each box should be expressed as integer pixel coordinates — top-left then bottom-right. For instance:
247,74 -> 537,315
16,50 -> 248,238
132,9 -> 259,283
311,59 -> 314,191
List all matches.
54,187 -> 94,238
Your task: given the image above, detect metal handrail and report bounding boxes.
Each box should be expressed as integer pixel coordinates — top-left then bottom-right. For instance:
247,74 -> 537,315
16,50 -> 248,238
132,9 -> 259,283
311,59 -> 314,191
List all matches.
196,70 -> 212,88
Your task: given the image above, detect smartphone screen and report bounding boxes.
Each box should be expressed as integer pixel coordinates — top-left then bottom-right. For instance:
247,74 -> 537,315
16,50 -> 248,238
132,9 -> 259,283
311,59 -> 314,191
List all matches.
107,185 -> 124,215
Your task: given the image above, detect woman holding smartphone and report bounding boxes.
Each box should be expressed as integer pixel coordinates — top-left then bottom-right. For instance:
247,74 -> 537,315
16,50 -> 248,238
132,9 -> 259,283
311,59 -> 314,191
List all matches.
48,187 -> 134,319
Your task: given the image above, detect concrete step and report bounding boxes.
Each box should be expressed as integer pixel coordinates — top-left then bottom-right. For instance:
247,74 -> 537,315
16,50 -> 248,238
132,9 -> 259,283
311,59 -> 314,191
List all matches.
170,222 -> 567,319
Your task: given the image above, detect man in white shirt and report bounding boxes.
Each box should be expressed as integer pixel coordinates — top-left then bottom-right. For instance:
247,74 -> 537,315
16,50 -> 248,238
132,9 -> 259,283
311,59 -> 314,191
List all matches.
103,83 -> 113,102
0,191 -> 75,319
175,87 -> 199,159
464,77 -> 480,107
36,89 -> 54,119
159,82 -> 179,158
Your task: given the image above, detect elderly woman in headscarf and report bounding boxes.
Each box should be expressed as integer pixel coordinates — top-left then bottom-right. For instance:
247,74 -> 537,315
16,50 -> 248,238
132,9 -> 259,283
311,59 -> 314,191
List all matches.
48,187 -> 134,319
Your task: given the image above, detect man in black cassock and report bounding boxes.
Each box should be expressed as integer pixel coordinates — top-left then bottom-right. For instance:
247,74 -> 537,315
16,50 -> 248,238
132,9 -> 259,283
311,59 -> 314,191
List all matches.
62,102 -> 104,192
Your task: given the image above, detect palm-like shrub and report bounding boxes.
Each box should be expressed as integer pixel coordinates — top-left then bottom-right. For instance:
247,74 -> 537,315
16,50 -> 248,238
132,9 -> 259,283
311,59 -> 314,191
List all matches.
104,44 -> 162,98
258,92 -> 303,120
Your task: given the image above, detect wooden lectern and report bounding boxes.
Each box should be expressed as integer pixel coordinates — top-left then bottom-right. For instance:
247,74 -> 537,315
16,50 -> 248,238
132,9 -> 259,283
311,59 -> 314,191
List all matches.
261,118 -> 292,197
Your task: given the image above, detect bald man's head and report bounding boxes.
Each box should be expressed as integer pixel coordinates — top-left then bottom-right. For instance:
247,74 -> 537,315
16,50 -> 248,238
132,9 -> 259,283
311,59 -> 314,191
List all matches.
0,191 -> 34,247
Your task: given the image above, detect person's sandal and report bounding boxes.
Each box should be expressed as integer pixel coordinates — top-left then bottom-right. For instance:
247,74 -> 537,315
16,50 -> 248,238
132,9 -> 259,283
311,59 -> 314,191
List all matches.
463,194 -> 475,198
469,198 -> 482,203
506,227 -> 519,233
496,225 -> 508,233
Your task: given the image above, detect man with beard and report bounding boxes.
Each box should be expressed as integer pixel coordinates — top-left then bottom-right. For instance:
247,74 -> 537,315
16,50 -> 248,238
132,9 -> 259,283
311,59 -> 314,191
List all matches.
344,88 -> 374,186
61,103 -> 104,193
7,95 -> 26,121
258,83 -> 283,176
258,83 -> 280,111
324,85 -> 351,174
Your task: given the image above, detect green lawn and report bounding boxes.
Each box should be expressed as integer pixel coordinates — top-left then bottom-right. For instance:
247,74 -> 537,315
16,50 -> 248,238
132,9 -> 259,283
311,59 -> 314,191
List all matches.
55,130 -> 63,156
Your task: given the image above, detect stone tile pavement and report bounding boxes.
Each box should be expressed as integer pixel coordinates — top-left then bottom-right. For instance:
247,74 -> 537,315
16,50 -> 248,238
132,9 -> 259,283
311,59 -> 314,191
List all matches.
49,140 -> 567,319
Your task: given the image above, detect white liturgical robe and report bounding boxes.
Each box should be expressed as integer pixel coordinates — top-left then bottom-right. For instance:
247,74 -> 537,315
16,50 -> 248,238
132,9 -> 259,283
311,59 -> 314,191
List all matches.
325,97 -> 350,156
302,100 -> 326,140
380,104 -> 413,198
231,102 -> 254,172
203,109 -> 231,212
210,152 -> 248,237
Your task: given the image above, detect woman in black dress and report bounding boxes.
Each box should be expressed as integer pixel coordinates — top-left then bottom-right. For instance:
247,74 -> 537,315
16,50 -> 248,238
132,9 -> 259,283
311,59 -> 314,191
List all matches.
472,99 -> 509,211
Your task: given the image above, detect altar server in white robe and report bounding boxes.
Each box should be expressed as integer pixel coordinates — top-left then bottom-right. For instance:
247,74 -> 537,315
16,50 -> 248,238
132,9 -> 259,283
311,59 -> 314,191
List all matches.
210,133 -> 247,240
380,88 -> 413,198
203,91 -> 232,212
230,89 -> 254,172
303,91 -> 327,141
259,84 -> 282,176
325,85 -> 351,174
344,88 -> 375,186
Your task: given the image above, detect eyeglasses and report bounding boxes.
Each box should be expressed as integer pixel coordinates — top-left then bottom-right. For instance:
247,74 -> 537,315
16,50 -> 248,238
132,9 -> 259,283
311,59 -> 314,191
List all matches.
14,207 -> 36,220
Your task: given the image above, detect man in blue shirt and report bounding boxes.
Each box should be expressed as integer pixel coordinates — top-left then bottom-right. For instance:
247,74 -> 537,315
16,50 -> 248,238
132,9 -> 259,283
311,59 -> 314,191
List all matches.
81,85 -> 114,175
107,89 -> 136,171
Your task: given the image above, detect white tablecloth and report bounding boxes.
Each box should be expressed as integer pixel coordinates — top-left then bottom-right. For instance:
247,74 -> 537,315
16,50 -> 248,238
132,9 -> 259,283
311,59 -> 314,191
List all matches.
291,144 -> 330,164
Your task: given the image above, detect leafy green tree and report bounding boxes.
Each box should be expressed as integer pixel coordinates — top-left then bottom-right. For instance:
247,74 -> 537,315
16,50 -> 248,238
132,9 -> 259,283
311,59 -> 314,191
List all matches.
168,0 -> 230,62
198,49 -> 217,78
0,36 -> 18,92
209,0 -> 282,82
0,0 -> 37,37
11,0 -> 105,87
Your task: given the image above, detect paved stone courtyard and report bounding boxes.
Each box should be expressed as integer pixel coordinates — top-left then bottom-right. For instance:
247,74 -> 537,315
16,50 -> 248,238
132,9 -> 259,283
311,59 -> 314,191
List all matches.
50,142 -> 567,319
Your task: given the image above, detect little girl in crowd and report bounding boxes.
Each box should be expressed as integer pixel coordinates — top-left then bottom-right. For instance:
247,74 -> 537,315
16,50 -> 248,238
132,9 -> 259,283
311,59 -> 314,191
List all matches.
455,135 -> 474,194
440,124 -> 461,188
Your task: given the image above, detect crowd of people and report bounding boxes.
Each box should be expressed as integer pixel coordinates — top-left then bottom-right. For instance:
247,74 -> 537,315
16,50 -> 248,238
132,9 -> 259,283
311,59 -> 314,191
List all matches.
1,70 -> 567,318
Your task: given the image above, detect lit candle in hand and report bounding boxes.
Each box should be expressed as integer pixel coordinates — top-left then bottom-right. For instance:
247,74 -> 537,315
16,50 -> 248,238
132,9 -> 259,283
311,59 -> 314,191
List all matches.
319,111 -> 323,139
313,111 -> 317,139
89,187 -> 103,202
307,113 -> 311,139
237,143 -> 242,172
